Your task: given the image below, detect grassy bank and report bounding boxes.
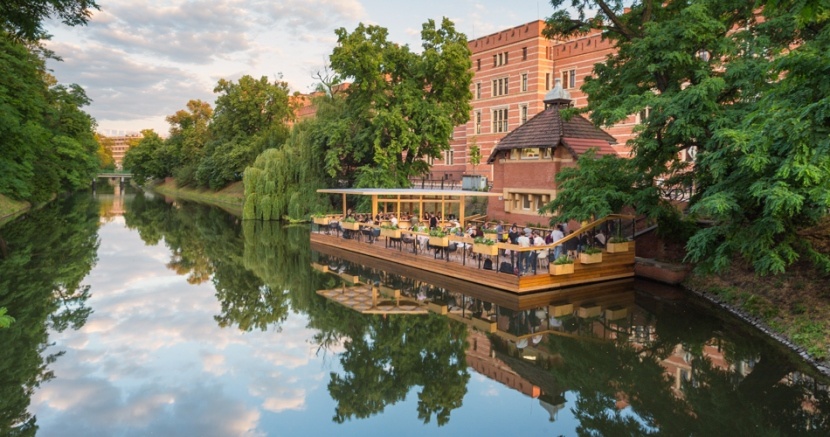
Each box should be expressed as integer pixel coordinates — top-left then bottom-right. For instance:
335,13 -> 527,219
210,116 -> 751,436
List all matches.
0,194 -> 30,226
151,179 -> 244,216
683,241 -> 830,367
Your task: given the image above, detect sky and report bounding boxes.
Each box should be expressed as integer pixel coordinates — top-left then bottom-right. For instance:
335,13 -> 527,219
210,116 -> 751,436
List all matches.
44,0 -> 555,136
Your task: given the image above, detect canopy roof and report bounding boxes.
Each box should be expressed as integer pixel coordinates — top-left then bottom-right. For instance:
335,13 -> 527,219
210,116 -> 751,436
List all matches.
317,188 -> 501,197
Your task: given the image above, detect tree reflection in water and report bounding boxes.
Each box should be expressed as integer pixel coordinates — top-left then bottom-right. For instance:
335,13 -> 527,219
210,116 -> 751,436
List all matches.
0,194 -> 99,436
115,193 -> 830,433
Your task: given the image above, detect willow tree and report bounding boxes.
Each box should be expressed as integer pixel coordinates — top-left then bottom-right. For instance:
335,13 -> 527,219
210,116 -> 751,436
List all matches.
320,17 -> 473,188
540,0 -> 830,275
242,117 -> 331,221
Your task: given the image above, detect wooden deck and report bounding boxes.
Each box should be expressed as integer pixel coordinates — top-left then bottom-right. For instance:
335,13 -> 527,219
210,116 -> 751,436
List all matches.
310,230 -> 635,295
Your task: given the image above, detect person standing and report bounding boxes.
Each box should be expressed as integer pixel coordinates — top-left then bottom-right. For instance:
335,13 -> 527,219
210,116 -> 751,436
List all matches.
429,213 -> 438,230
517,228 -> 531,275
552,225 -> 565,260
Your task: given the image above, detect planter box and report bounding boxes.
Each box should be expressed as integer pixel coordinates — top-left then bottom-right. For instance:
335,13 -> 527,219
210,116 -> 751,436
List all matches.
551,263 -> 574,275
311,263 -> 329,273
341,221 -> 361,231
605,306 -> 628,320
380,228 -> 401,239
379,285 -> 400,299
337,272 -> 359,284
429,236 -> 449,247
313,217 -> 331,225
427,302 -> 448,315
577,304 -> 602,318
580,252 -> 603,264
473,243 -> 499,256
549,302 -> 573,317
606,241 -> 629,253
471,317 -> 497,333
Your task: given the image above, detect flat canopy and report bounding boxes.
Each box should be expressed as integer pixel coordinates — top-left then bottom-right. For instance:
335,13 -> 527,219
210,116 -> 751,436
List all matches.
317,188 -> 501,227
317,188 -> 501,197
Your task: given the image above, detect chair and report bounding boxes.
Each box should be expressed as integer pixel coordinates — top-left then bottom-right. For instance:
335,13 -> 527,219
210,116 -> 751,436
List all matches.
445,242 -> 459,261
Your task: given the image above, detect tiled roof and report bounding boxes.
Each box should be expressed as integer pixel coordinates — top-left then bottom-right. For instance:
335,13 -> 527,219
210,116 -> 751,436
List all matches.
486,105 -> 618,163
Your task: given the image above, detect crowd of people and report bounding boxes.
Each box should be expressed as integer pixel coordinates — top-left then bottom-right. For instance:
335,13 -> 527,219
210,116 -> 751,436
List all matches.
322,211 -> 612,276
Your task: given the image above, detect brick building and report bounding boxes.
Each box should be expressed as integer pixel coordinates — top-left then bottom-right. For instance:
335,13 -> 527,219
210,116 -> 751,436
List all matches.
100,133 -> 141,170
430,20 -> 639,185
485,81 -> 618,224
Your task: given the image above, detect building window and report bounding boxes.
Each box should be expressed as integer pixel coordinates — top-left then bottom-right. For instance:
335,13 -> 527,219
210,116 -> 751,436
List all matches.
542,147 -> 552,158
427,155 -> 435,165
520,105 -> 528,124
521,148 -> 540,159
545,73 -> 551,90
445,150 -> 454,165
492,108 -> 508,133
521,73 -> 527,92
476,83 -> 481,99
522,47 -> 527,60
477,59 -> 481,70
492,77 -> 509,97
475,111 -> 481,134
509,149 -> 519,160
562,69 -> 576,89
492,51 -> 509,67
639,107 -> 651,124
522,194 -> 531,210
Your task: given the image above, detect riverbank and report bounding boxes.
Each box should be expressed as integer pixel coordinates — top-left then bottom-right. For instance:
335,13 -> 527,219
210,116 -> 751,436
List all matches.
0,194 -> 30,227
682,251 -> 830,374
150,178 -> 244,216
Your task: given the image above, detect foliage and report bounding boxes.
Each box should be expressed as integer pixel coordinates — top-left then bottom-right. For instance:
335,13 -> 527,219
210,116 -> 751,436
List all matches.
429,229 -> 448,237
0,0 -> 99,41
94,133 -> 115,169
0,193 -> 98,434
242,119 -> 331,221
553,254 -> 574,265
0,35 -> 99,203
542,0 -> 830,275
0,307 -> 13,328
472,237 -> 495,245
197,76 -> 293,190
122,130 -> 166,185
468,137 -> 481,175
583,246 -> 602,255
319,18 -> 473,188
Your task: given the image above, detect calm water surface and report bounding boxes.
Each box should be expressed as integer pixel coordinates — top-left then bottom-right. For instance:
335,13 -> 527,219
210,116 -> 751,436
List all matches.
1,187 -> 828,436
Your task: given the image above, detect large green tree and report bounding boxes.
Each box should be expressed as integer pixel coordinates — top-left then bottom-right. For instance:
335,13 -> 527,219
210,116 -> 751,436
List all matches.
320,18 -> 473,188
0,35 -> 100,203
196,75 -> 293,190
540,0 -> 830,275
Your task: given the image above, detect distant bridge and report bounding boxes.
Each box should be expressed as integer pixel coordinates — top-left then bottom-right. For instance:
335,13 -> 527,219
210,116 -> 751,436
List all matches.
97,172 -> 132,179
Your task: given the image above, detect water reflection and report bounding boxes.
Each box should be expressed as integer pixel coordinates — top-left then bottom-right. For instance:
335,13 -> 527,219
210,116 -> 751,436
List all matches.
2,193 -> 828,435
0,193 -> 99,435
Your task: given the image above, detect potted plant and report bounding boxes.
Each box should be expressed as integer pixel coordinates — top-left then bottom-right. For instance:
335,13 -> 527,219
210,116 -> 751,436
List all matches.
312,212 -> 330,225
606,235 -> 629,253
551,255 -> 575,275
472,236 -> 499,256
428,229 -> 449,247
380,223 -> 401,238
579,246 -> 603,264
341,217 -> 361,231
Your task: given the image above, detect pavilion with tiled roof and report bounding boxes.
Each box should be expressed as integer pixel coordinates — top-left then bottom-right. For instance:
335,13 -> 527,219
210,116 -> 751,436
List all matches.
486,80 -> 617,164
485,79 -> 620,224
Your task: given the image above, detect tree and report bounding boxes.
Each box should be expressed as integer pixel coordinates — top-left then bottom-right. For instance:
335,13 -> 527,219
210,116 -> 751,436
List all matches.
196,76 -> 293,189
0,0 -> 99,41
321,18 -> 473,188
122,129 -> 165,185
541,0 -> 830,275
468,137 -> 481,176
165,99 -> 213,186
95,133 -> 115,169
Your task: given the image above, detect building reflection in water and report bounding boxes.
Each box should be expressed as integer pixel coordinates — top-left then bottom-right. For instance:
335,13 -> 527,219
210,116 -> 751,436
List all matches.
311,245 -> 829,431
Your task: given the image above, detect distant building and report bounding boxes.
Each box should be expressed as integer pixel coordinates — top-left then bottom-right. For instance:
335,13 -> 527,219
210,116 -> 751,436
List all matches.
100,133 -> 141,170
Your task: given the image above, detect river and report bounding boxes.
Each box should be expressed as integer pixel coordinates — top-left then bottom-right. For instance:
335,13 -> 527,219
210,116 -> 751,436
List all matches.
0,186 -> 828,436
